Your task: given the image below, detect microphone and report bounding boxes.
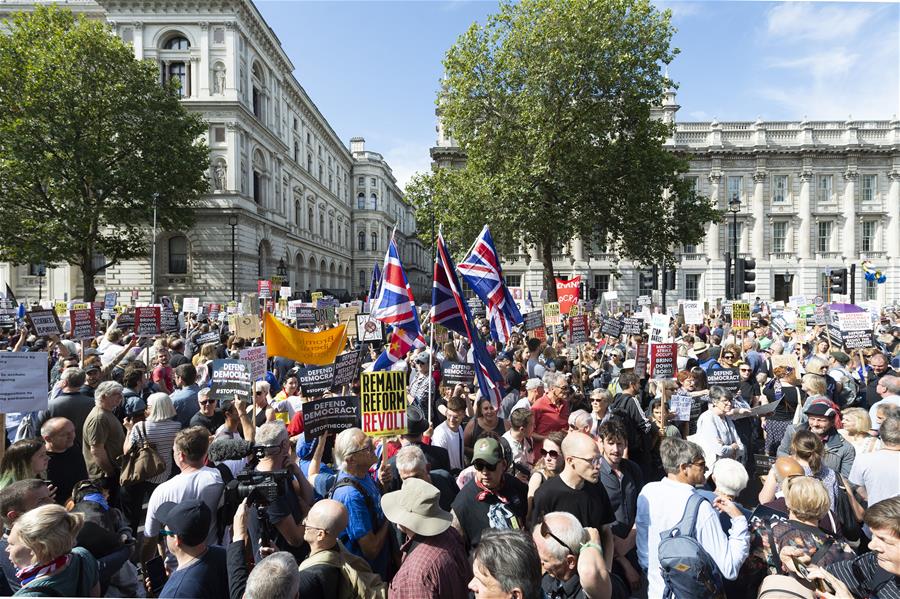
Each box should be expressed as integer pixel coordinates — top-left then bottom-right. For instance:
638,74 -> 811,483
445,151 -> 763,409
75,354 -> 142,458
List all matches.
207,438 -> 253,463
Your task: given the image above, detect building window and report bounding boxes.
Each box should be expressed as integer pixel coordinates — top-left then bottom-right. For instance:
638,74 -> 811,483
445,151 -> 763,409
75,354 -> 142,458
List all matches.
307,207 -> 313,231
727,176 -> 742,203
862,221 -> 876,252
358,232 -> 366,251
726,222 -> 742,255
253,171 -> 262,204
319,213 -> 324,236
92,254 -> 107,275
293,142 -> 299,163
370,177 -> 377,187
359,270 -> 366,289
818,175 -> 833,203
505,274 -> 522,288
862,174 -> 877,202
638,270 -> 654,297
329,218 -> 334,241
28,263 -> 45,277
357,193 -> 365,209
772,221 -> 787,253
684,274 -> 700,301
294,200 -> 301,226
358,176 -> 364,186
370,193 -> 377,210
168,236 -> 188,274
773,175 -> 788,203
684,176 -> 699,196
371,232 -> 378,251
307,154 -> 312,172
318,165 -> 323,181
164,36 -> 190,50
168,62 -> 186,96
817,221 -> 832,254
213,127 -> 225,143
819,272 -> 830,299
682,243 -> 696,255
865,278 -> 877,301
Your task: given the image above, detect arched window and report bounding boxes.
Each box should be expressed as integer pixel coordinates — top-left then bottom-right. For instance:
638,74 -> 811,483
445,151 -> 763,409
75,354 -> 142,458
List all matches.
253,171 -> 262,204
307,154 -> 312,172
370,193 -> 378,210
357,193 -> 365,209
337,224 -> 342,244
164,36 -> 190,50
359,270 -> 366,289
293,142 -> 299,163
358,232 -> 366,251
251,63 -> 265,121
371,232 -> 378,252
329,218 -> 334,241
168,236 -> 188,274
295,200 -> 301,226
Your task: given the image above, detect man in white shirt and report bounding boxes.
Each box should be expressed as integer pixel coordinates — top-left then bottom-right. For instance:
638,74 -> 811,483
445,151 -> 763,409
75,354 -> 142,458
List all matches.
430,396 -> 467,472
636,437 -> 749,599
501,408 -> 534,481
868,375 -> 900,430
849,414 -> 899,507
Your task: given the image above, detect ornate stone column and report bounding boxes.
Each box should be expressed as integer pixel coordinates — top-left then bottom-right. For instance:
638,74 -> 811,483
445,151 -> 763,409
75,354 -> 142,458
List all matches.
706,172 -> 721,258
752,170 -> 766,257
842,170 -> 857,258
888,171 -> 900,259
132,22 -> 143,60
797,170 -> 813,259
199,22 -> 210,96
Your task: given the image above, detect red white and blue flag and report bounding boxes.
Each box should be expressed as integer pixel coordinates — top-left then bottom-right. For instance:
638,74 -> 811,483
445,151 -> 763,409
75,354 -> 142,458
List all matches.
457,225 -> 523,344
366,263 -> 381,303
371,233 -> 424,370
432,232 -> 505,407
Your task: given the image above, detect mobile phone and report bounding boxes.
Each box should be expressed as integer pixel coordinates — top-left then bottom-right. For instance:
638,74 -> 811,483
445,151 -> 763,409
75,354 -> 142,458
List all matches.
144,556 -> 167,595
791,557 -> 810,579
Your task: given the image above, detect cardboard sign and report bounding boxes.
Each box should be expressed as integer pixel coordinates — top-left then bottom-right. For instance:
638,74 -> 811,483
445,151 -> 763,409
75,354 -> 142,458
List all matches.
295,306 -> 316,329
444,362 -> 475,386
732,302 -> 751,330
0,352 -> 50,412
26,309 -> 62,337
555,276 -> 581,315
649,313 -> 671,343
360,370 -> 407,437
233,314 -> 260,339
683,301 -> 703,325
707,367 -> 741,392
600,316 -> 623,338
649,343 -> 677,379
299,364 -> 336,397
182,297 -> 200,314
523,310 -> 544,331
337,306 -> 361,337
238,346 -> 267,382
670,392 -> 693,422
622,317 -> 644,336
314,307 -> 336,328
568,315 -> 589,345
69,309 -> 96,340
302,396 -> 361,437
134,306 -> 161,337
543,302 -> 562,327
356,314 -> 384,342
210,359 -> 252,400
196,331 -> 220,346
634,342 -> 649,379
258,280 -> 272,299
332,350 -> 363,388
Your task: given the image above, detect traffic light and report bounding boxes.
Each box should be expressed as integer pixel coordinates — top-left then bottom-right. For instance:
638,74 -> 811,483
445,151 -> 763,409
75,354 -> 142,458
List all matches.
724,252 -> 732,300
736,257 -> 756,294
639,268 -> 658,291
830,268 -> 848,295
664,266 -> 676,291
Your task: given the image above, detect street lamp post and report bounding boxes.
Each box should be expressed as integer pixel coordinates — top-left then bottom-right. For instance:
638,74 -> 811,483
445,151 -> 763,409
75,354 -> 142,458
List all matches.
728,196 -> 741,299
150,194 -> 158,304
36,264 -> 46,303
228,215 -> 238,301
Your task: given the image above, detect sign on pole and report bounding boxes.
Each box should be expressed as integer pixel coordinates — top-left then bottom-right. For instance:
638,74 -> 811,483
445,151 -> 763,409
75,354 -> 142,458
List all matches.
258,281 -> 272,299
649,343 -> 678,379
182,297 -> 200,314
25,309 -> 62,337
360,370 -> 407,436
238,346 -> 267,381
331,350 -> 363,388
683,301 -> 703,326
69,309 -> 96,340
134,306 -> 161,337
356,314 -> 384,342
523,310 -> 544,331
707,367 -> 741,392
233,314 -> 260,339
210,359 -> 252,401
732,302 -> 751,330
568,315 -> 589,345
302,396 -> 361,437
543,302 -> 561,327
0,353 -> 50,412
299,364 -> 336,397
443,362 -> 476,387
600,316 -> 623,338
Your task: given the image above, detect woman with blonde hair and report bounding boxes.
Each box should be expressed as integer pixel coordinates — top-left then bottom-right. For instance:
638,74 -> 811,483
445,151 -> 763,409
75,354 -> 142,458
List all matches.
840,407 -> 881,454
7,504 -> 100,596
0,439 -> 48,491
790,430 -> 838,509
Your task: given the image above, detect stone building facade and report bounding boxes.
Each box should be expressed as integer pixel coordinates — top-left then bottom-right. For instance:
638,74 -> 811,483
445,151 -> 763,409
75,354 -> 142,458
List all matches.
431,87 -> 900,305
0,0 -> 428,304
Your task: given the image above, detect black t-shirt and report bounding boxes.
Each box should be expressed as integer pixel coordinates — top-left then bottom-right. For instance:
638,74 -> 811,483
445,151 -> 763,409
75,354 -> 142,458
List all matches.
505,368 -> 525,394
764,385 -> 804,421
298,562 -> 342,599
451,474 -> 528,549
190,410 -> 226,434
160,545 -> 228,599
531,475 -> 615,531
47,445 -> 88,506
247,470 -> 305,562
738,379 -> 761,403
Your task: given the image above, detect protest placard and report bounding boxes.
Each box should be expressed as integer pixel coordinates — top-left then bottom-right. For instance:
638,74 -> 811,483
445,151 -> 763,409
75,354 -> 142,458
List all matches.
649,343 -> 677,379
683,301 -> 703,325
670,393 -> 692,422
314,307 -> 335,328
523,311 -> 544,331
209,359 -> 252,401
134,307 -> 161,337
69,309 -> 96,340
731,302 -> 751,330
622,317 -> 644,336
182,297 -> 200,314
302,396 -> 361,437
310,291 -> 323,305
26,309 -> 62,337
317,297 -> 339,309
568,304 -> 583,317
555,276 -> 580,315
114,312 -> 134,333
331,350 -> 363,388
232,314 -> 259,339
634,343 -> 649,379
280,286 -> 292,298
299,364 -> 336,397
160,307 -> 178,334
637,295 -> 651,307
238,346 -> 267,381
600,316 -> 623,338
360,370 -> 407,436
356,314 -> 383,342
532,326 -> 547,342
432,324 -> 449,345
707,367 -> 740,392
103,292 -> 118,310
196,331 -> 220,346
258,280 -> 272,299
337,306 -> 360,336
295,306 -> 316,329
648,313 -> 670,343
444,362 -> 475,386
567,315 -> 589,346
829,311 -> 873,350
207,303 -> 221,321
467,297 -> 486,319
0,352 -> 49,412
788,295 -> 807,309
814,304 -> 827,326
543,302 -> 561,327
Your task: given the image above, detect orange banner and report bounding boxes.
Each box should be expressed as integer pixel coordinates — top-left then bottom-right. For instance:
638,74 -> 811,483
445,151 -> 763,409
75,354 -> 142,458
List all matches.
264,312 -> 346,366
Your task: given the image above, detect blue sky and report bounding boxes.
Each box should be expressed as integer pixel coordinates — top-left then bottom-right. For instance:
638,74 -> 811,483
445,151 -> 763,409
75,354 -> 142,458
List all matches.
256,1 -> 900,189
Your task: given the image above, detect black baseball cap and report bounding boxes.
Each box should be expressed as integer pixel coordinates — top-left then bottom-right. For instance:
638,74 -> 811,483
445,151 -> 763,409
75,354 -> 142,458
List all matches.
156,499 -> 211,546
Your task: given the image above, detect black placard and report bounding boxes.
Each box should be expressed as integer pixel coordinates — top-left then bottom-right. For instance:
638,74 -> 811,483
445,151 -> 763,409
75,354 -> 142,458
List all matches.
295,306 -> 315,329
707,367 -> 741,392
196,331 -> 220,346
600,317 -> 624,338
468,297 -> 486,319
331,350 -> 362,388
523,310 -> 544,331
622,317 -> 644,336
443,362 -> 475,386
302,396 -> 361,437
754,454 -> 777,475
210,359 -> 252,400
299,364 -> 335,397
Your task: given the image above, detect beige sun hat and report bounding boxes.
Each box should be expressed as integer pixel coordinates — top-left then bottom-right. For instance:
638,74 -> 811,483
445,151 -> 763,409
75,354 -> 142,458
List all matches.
381,477 -> 453,537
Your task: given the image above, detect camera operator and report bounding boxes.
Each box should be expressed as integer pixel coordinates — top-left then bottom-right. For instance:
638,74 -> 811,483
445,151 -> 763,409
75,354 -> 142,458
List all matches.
247,421 -> 313,561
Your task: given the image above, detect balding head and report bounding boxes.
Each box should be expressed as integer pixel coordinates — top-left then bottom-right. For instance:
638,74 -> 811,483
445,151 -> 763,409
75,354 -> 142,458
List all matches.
774,456 -> 804,482
41,418 -> 75,452
561,432 -> 601,484
879,375 -> 900,396
306,499 -> 348,537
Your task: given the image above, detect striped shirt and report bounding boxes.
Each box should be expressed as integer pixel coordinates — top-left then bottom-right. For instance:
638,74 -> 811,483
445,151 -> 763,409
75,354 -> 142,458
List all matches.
827,552 -> 900,599
129,419 -> 181,484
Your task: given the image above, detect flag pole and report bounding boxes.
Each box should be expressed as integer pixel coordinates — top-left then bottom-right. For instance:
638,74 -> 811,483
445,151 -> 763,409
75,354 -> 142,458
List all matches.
427,230 -> 441,426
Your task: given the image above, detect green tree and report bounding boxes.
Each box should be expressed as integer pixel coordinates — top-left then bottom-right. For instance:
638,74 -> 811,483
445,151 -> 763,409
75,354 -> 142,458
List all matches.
409,0 -> 719,298
0,6 -> 209,301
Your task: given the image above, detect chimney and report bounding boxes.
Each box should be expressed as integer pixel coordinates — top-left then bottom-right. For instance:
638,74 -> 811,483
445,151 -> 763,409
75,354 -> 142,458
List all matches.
350,137 -> 365,153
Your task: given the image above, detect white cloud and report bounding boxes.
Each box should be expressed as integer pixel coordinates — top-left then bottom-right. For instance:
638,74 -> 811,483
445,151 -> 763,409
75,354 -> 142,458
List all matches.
654,0 -> 703,20
765,2 -> 876,44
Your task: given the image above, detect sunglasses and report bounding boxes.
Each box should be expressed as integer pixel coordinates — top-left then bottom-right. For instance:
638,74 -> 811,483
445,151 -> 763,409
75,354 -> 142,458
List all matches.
347,442 -> 374,456
473,460 -> 498,472
540,519 -> 577,556
570,455 -> 602,467
739,368 -> 751,372
159,529 -> 177,538
255,390 -> 266,395
199,400 -> 216,406
723,354 -> 735,359
540,448 -> 560,459
302,518 -> 330,536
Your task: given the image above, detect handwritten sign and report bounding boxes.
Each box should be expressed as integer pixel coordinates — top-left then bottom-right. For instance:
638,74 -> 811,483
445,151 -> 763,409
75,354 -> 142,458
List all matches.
238,346 -> 267,382
356,313 -> 383,342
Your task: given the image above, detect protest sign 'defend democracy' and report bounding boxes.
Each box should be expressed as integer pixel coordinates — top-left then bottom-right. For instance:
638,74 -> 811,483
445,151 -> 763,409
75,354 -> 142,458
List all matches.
302,396 -> 361,437
299,364 -> 336,397
360,371 -> 407,436
210,359 -> 252,400
332,350 -> 363,388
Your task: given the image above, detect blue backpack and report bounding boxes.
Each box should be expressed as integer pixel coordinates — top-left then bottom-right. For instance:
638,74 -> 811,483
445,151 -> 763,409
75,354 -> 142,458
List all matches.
657,493 -> 727,599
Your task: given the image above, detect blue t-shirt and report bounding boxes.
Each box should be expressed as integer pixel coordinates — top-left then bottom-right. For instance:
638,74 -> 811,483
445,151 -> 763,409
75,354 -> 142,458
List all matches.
159,545 -> 227,599
329,471 -> 389,580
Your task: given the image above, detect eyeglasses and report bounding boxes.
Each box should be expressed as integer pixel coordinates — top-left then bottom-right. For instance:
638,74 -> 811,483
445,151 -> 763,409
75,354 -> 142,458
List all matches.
540,448 -> 560,459
347,442 -> 374,457
722,354 -> 735,359
302,518 -> 330,536
199,400 -> 216,406
569,455 -> 602,467
473,460 -> 498,472
739,368 -> 751,372
685,460 -> 706,470
540,519 -> 577,556
255,390 -> 266,395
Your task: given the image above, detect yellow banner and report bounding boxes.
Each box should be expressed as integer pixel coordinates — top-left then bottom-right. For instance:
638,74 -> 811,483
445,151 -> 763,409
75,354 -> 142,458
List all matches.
360,370 -> 407,437
264,312 -> 346,366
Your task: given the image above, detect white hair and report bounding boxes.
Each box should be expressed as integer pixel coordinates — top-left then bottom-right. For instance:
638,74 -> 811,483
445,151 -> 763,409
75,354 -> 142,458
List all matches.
538,511 -> 588,561
395,445 -> 427,475
711,458 -> 749,497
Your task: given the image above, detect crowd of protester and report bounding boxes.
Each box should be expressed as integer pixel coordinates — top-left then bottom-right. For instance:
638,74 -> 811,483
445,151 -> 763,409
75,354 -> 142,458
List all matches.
0,297 -> 897,599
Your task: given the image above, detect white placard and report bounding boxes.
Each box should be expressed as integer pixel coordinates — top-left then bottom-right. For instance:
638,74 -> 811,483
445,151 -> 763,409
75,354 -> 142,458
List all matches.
182,297 -> 200,313
0,353 -> 49,412
682,300 -> 703,325
239,346 -> 268,382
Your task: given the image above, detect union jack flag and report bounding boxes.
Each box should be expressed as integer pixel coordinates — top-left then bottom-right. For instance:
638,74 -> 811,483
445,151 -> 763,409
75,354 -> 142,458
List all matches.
432,232 -> 505,407
367,263 -> 381,304
458,225 -> 523,345
371,233 -> 424,370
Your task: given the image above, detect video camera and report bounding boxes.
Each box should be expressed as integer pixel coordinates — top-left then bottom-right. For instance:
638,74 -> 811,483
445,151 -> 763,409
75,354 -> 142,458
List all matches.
225,469 -> 289,508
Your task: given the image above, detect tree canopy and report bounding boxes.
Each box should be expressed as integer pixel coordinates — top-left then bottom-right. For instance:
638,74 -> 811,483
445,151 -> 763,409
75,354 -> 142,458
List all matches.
0,6 -> 209,301
407,0 -> 719,297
